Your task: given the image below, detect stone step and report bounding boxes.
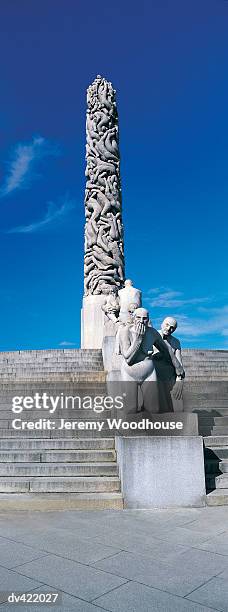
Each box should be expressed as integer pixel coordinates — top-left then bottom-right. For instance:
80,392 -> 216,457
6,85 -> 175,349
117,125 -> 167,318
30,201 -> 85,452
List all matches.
188,382 -> 228,387
184,364 -> 228,369
0,424 -> 113,433
0,476 -> 120,493
0,369 -> 104,376
0,429 -> 116,438
5,361 -> 228,368
0,449 -> 116,463
187,410 -> 228,417
182,349 -> 228,356
204,436 -> 228,446
216,474 -> 228,488
0,410 -> 114,419
0,366 -> 104,371
183,358 -> 228,363
184,383 -> 228,391
219,459 -> 228,472
212,427 -> 228,435
0,462 -> 118,477
5,421 -> 111,431
206,489 -> 228,505
0,430 -> 52,439
0,390 -> 107,402
0,437 -> 115,450
0,350 -> 103,359
0,373 -> 107,382
186,375 -> 228,379
214,417 -> 228,424
0,356 -> 103,361
0,492 -> 123,511
0,356 -> 103,362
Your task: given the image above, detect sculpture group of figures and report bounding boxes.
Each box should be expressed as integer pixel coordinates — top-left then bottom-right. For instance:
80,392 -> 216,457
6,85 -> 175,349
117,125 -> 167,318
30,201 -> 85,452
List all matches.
102,280 -> 185,415
84,75 -> 125,296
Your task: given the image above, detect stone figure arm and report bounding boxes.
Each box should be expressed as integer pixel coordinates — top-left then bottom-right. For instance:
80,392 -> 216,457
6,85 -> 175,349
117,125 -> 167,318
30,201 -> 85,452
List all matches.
153,331 -> 185,378
172,340 -> 185,381
119,327 -> 144,366
175,347 -> 183,371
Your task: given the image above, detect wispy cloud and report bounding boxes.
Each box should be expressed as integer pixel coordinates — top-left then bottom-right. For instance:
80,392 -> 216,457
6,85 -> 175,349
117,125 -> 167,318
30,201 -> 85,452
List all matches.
175,308 -> 228,338
59,341 -> 76,347
145,288 -> 211,308
154,307 -> 228,339
6,195 -> 75,234
0,136 -> 59,197
146,287 -> 228,342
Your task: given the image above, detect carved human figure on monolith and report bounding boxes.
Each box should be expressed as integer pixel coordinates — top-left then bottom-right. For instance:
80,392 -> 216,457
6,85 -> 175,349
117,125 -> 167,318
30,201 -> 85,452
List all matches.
118,308 -> 184,415
102,286 -> 120,323
153,316 -> 185,412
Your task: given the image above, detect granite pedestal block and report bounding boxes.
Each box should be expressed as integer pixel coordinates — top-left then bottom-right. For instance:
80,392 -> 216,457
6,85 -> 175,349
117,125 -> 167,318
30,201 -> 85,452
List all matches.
116,435 -> 206,508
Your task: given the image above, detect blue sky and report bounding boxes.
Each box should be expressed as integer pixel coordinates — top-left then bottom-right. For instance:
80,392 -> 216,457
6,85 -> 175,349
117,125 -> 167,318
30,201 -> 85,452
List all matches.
0,0 -> 227,350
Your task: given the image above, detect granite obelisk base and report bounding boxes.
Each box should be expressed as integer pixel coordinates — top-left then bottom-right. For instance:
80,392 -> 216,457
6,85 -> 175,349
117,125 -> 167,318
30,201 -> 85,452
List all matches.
81,295 -> 106,349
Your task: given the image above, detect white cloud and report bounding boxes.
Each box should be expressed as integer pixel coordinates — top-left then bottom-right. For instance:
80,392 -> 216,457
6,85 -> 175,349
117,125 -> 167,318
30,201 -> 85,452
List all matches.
146,288 -> 228,341
59,341 -> 76,347
6,195 -> 75,233
154,307 -> 228,339
146,288 -> 211,308
0,136 -> 59,196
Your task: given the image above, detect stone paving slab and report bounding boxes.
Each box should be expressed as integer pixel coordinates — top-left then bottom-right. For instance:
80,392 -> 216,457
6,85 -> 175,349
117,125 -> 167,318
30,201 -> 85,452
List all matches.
0,567 -> 42,605
88,533 -> 190,563
93,549 -> 224,598
2,526 -> 123,564
186,576 -> 228,611
197,532 -> 228,555
0,587 -> 104,611
94,581 -> 213,611
0,536 -> 47,569
0,507 -> 227,611
15,554 -> 127,600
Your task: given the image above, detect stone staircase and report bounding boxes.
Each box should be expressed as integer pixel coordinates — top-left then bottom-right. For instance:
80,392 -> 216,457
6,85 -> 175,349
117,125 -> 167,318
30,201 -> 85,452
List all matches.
182,349 -> 228,380
204,436 -> 228,506
0,349 -> 122,510
182,350 -> 228,437
181,350 -> 228,506
0,349 -> 106,381
1,347 -> 228,508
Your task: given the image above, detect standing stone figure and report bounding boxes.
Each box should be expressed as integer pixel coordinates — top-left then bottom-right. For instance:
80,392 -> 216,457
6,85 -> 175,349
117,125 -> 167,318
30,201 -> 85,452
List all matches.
154,316 -> 185,412
118,279 -> 142,323
84,75 -> 125,296
118,308 -> 184,415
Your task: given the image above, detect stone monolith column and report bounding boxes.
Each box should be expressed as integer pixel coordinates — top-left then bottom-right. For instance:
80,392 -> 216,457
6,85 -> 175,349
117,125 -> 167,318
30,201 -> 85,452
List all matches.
81,75 -> 125,348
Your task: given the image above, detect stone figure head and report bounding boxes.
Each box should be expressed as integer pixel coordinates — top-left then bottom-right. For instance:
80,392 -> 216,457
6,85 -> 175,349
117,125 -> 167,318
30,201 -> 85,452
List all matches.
125,302 -> 138,325
133,307 -> 149,335
128,302 -> 138,316
161,317 -> 177,337
109,286 -> 118,297
124,279 -> 133,287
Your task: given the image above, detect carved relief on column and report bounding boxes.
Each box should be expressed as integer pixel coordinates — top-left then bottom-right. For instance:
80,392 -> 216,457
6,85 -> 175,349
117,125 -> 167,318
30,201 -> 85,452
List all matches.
84,75 -> 125,296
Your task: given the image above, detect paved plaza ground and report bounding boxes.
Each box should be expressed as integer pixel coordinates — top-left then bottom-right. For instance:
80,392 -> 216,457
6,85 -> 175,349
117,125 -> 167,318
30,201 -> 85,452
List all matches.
0,506 -> 228,611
